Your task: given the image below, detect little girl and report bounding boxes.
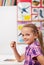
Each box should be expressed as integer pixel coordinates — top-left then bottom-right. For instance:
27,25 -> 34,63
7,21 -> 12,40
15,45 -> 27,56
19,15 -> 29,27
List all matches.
10,24 -> 44,65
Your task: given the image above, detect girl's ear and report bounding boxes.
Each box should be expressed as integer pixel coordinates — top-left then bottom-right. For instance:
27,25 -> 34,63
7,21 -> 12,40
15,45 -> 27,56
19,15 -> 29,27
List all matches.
34,33 -> 38,39
34,37 -> 37,39
34,36 -> 38,41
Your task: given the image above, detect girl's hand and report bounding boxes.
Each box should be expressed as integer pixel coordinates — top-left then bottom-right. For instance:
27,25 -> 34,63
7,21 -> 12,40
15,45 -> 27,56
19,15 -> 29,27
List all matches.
37,55 -> 44,65
10,41 -> 25,62
10,41 -> 16,49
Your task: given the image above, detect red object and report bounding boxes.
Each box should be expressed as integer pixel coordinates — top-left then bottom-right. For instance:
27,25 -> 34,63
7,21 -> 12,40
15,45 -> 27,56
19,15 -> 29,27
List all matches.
17,0 -> 31,2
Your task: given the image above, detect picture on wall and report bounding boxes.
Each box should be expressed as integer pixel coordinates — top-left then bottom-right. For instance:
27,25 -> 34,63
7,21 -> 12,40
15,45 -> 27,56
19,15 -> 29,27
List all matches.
32,8 -> 44,21
32,0 -> 40,7
17,2 -> 31,21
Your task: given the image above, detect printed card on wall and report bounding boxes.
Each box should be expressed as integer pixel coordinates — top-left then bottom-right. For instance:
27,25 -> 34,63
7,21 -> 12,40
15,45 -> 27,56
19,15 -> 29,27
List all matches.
17,0 -> 31,22
32,8 -> 44,21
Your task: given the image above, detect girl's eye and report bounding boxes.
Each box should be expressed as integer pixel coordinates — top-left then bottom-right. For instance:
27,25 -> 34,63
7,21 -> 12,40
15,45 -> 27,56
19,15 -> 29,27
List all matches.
22,34 -> 24,36
22,34 -> 30,36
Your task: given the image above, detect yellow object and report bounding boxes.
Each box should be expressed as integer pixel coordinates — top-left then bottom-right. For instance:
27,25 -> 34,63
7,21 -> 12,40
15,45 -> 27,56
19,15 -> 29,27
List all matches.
24,15 -> 31,21
18,25 -> 23,30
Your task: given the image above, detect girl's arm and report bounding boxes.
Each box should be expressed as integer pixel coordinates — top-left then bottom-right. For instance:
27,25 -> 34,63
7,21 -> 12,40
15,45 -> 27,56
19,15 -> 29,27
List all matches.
10,41 -> 25,62
13,48 -> 25,62
37,55 -> 44,65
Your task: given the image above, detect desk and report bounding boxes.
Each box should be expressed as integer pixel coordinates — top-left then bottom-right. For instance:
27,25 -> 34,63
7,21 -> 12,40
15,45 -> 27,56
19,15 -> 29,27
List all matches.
0,55 -> 24,65
0,60 -> 23,65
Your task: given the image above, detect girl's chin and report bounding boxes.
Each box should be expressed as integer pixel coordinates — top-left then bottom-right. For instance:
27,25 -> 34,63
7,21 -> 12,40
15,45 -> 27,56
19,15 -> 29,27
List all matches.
25,42 -> 31,44
25,42 -> 29,44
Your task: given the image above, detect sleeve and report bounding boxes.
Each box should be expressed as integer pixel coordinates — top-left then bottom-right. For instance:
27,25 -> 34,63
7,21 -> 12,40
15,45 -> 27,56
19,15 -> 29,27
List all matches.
31,46 -> 42,59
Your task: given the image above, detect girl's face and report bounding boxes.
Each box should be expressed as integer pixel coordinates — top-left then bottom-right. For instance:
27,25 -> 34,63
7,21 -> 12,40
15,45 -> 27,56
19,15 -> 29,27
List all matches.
21,27 -> 37,45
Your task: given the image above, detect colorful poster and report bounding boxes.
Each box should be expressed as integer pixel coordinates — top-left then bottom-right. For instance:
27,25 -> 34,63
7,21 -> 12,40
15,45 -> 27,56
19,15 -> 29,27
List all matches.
17,0 -> 44,44
17,0 -> 44,22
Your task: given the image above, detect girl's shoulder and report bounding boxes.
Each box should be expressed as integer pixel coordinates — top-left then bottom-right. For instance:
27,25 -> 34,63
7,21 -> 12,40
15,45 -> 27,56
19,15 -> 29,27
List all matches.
30,40 -> 41,50
25,40 -> 41,52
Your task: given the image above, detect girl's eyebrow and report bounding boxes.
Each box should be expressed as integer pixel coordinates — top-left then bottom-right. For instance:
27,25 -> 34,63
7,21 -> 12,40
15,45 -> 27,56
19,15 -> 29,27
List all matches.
25,33 -> 30,35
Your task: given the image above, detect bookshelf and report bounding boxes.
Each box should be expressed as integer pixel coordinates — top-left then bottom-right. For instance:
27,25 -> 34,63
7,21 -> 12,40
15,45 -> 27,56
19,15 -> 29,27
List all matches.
0,0 -> 17,6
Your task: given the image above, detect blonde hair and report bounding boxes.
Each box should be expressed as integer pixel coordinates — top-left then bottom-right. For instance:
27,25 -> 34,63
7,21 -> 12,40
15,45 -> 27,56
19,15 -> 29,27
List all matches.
23,24 -> 44,54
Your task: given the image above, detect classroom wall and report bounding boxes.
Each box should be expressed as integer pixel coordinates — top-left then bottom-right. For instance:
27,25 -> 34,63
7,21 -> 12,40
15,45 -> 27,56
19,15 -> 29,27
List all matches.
0,6 -> 26,55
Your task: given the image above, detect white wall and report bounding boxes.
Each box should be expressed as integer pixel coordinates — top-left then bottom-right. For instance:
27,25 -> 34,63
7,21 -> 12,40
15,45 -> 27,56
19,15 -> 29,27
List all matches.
0,6 -> 27,55
0,6 -> 17,55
